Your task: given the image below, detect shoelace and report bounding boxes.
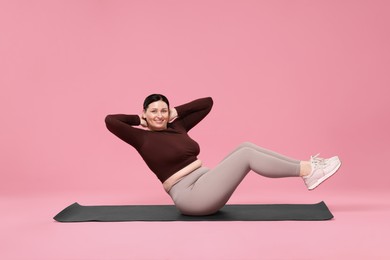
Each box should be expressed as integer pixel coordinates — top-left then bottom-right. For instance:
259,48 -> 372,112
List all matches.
311,154 -> 326,169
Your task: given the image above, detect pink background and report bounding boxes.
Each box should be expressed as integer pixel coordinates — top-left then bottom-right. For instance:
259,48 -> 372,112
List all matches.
1,1 -> 390,259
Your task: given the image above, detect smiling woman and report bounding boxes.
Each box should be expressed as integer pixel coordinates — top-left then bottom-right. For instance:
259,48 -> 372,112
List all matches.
105,95 -> 341,216
140,94 -> 177,131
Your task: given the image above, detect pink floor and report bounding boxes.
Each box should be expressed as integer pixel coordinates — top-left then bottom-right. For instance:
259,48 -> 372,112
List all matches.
2,188 -> 389,260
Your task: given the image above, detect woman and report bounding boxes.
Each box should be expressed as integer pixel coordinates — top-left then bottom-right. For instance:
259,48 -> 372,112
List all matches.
105,94 -> 341,216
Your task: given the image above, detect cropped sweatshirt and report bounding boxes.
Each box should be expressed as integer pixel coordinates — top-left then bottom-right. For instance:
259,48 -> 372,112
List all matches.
105,97 -> 213,183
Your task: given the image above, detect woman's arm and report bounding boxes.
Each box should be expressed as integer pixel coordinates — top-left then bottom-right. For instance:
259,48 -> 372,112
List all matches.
173,97 -> 213,131
105,114 -> 145,148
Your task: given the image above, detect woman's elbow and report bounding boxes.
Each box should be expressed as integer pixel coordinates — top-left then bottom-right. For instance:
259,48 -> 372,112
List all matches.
206,97 -> 214,109
105,115 -> 114,128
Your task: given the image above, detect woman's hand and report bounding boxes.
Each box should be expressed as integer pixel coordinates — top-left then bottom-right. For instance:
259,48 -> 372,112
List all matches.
139,115 -> 148,128
169,108 -> 178,122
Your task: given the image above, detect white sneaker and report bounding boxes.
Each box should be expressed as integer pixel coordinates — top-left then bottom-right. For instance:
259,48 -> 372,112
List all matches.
303,155 -> 342,190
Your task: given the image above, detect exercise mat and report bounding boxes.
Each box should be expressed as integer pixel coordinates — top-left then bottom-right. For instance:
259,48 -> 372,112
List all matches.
54,201 -> 333,222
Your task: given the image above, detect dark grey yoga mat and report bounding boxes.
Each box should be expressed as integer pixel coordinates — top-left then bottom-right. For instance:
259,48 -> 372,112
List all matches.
54,201 -> 333,222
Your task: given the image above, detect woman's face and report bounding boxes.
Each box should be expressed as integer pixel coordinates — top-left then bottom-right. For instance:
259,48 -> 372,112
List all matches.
143,100 -> 169,131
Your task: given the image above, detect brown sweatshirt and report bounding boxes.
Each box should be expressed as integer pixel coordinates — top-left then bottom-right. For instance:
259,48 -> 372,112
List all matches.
105,97 -> 213,183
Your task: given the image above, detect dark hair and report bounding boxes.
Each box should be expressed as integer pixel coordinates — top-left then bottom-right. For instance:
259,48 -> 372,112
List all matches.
143,94 -> 170,110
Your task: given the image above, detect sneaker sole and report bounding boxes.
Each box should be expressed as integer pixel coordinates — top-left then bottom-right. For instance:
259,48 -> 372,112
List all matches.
308,160 -> 342,190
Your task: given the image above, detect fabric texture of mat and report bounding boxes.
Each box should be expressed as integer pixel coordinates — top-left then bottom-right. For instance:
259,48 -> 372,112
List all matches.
53,201 -> 333,222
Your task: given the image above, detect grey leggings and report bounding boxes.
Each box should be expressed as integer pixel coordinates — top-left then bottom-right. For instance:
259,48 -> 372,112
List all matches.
168,142 -> 301,216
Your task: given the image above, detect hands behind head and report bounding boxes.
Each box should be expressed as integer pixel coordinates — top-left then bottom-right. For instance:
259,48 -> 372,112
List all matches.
169,108 -> 178,122
139,115 -> 148,128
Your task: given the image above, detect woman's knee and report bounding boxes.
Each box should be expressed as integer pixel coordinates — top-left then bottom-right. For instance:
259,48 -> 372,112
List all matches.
236,141 -> 255,150
234,143 -> 257,157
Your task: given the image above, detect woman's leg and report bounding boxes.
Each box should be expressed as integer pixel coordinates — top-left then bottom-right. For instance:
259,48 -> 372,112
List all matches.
220,142 -> 300,164
169,142 -> 301,215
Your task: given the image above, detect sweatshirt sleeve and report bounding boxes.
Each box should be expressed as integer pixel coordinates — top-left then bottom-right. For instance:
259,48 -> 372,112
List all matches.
174,97 -> 213,132
105,114 -> 144,148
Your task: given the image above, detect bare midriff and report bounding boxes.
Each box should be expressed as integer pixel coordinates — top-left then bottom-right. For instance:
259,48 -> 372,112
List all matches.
163,159 -> 202,192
